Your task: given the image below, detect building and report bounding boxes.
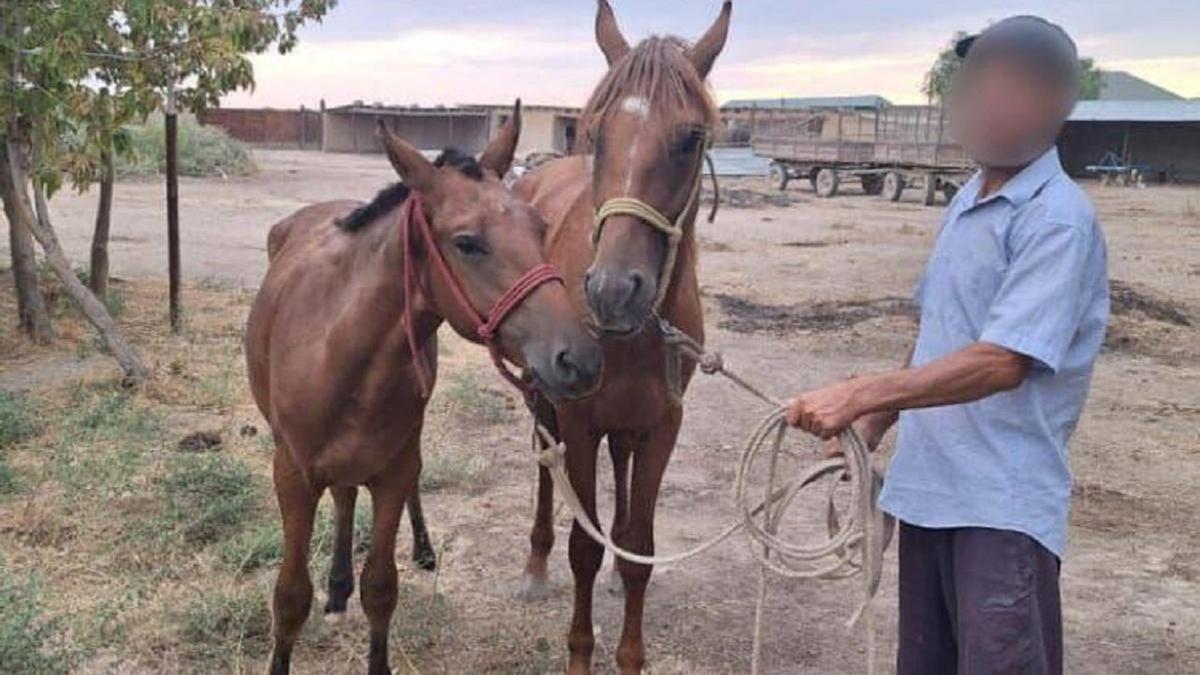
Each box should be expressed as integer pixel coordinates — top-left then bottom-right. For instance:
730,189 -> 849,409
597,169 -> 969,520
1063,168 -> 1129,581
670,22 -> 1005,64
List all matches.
319,102 -> 581,156
1060,100 -> 1200,182
1097,71 -> 1183,101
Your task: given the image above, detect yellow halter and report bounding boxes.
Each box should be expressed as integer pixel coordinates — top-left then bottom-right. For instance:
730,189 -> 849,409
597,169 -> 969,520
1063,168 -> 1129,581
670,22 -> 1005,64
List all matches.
592,134 -> 711,311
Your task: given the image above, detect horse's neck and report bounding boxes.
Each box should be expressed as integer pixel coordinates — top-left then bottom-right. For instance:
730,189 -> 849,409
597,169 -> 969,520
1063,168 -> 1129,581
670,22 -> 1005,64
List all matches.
332,214 -> 444,367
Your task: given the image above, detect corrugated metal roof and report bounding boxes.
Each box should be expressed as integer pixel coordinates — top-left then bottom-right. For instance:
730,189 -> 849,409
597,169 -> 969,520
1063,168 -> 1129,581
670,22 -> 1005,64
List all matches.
1069,100 -> 1200,122
722,95 -> 891,110
1097,71 -> 1182,101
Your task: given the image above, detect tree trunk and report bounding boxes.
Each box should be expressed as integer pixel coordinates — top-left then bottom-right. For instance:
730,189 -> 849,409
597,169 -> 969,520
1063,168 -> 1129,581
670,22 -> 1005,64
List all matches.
0,140 -> 54,343
5,137 -> 150,384
90,141 -> 114,298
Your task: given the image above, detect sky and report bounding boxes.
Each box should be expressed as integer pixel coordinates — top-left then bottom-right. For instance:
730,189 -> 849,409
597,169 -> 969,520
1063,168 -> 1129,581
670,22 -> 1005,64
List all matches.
223,0 -> 1200,109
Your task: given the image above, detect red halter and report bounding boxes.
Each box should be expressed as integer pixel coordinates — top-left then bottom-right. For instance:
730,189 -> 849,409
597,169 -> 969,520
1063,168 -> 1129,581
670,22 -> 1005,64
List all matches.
400,193 -> 563,398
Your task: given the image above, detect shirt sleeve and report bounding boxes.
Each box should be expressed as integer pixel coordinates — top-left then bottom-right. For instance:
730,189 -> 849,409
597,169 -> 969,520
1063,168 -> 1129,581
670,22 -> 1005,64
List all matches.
979,213 -> 1094,374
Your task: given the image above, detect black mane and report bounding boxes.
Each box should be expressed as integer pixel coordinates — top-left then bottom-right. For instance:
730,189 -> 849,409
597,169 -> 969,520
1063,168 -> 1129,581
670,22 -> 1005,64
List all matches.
335,146 -> 483,232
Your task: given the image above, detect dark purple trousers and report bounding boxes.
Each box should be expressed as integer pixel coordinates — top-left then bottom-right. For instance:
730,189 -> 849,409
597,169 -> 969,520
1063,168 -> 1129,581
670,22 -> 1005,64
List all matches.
897,523 -> 1063,675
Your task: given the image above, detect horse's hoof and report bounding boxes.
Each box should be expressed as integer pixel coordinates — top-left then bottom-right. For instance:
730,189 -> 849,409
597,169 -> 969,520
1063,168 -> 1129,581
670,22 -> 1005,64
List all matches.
412,550 -> 437,572
515,572 -> 553,602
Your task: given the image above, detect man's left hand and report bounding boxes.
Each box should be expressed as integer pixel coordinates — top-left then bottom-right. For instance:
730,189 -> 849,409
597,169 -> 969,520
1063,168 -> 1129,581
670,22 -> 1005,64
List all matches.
786,379 -> 864,439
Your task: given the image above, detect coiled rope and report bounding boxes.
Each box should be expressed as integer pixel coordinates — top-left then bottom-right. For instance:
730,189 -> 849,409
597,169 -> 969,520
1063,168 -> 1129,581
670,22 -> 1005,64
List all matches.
531,317 -> 893,675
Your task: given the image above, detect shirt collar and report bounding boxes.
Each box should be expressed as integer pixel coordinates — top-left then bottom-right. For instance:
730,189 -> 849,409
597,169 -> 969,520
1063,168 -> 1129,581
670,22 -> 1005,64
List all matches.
964,146 -> 1064,208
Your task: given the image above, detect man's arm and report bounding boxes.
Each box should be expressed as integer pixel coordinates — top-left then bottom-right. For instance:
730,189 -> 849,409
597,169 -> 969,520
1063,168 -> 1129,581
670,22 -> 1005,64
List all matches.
788,342 -> 1029,440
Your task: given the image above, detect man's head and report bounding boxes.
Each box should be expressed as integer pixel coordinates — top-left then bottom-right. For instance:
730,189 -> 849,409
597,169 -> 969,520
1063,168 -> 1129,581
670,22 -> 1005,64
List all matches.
949,16 -> 1080,168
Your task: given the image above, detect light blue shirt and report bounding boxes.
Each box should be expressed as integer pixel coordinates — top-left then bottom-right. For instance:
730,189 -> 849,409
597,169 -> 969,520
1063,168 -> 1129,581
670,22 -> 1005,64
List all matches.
879,147 -> 1109,558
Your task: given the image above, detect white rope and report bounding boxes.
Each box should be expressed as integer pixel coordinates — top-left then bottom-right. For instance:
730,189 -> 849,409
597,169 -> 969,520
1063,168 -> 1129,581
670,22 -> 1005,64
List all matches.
531,323 -> 893,674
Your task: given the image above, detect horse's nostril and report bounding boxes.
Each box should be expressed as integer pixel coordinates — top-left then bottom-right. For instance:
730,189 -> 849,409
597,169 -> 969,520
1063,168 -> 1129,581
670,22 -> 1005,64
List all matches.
626,270 -> 644,299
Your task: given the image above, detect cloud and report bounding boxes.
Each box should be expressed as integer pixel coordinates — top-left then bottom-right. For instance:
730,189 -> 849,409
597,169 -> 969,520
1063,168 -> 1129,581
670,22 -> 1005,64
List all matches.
225,24 -> 603,108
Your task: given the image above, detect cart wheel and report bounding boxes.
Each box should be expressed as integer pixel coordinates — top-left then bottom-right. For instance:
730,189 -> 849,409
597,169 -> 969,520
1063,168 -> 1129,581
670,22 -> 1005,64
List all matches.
815,168 -> 840,198
882,171 -> 905,202
861,175 -> 883,195
768,162 -> 790,191
942,182 -> 958,203
1100,173 -> 1112,187
922,173 -> 938,206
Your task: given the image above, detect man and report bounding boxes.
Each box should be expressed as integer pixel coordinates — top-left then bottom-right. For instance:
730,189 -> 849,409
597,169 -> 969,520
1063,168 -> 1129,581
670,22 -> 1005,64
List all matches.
786,16 -> 1109,675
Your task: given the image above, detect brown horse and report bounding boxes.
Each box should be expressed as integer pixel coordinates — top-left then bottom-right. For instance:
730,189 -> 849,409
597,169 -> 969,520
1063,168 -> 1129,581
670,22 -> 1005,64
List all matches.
246,104 -> 603,675
513,2 -> 732,673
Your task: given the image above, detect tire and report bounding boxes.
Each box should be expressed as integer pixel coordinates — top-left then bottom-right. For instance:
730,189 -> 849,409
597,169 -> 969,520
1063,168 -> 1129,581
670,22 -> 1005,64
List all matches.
815,168 -> 840,198
860,175 -> 883,195
922,173 -> 938,206
882,171 -> 905,202
768,162 -> 790,191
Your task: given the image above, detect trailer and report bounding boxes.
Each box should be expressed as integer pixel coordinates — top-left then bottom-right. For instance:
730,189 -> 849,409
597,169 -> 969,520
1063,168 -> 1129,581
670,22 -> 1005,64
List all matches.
751,105 -> 974,205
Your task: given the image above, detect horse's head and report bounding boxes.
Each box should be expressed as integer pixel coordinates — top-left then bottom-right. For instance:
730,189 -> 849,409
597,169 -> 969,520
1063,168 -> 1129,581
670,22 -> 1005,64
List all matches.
380,101 -> 603,400
582,0 -> 732,335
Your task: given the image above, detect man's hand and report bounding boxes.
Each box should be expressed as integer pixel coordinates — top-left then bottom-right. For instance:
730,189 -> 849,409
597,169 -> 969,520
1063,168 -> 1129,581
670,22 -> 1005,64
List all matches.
819,415 -> 892,458
786,379 -> 864,439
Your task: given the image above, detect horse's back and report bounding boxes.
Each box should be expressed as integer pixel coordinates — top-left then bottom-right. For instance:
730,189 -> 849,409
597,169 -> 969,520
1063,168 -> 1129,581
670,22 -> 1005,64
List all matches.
267,200 -> 361,261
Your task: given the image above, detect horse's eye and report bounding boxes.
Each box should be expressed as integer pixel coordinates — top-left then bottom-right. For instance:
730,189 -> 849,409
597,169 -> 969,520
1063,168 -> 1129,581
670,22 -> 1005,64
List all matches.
672,127 -> 705,156
452,233 -> 488,257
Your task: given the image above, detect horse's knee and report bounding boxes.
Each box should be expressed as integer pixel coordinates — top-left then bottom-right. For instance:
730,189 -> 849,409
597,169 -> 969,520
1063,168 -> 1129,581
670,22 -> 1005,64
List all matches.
273,570 -> 313,636
359,561 -> 398,619
568,527 -> 604,577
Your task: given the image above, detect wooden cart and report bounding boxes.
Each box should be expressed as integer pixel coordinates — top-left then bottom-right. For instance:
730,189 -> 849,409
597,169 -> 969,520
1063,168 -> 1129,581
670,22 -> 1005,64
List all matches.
751,105 -> 974,205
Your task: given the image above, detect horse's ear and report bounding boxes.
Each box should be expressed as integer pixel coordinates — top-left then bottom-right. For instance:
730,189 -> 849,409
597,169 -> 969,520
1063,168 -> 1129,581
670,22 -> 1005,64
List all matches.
595,0 -> 630,66
378,120 -> 435,192
479,99 -> 522,178
690,1 -> 732,79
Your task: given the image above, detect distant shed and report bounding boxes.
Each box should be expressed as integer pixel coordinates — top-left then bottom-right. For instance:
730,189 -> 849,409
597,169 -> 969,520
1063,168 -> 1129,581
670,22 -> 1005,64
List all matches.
320,103 -> 580,156
1060,100 -> 1200,182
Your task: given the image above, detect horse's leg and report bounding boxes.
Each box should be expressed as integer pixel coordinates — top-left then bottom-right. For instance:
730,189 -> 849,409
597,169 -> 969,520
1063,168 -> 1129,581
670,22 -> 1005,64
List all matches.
360,440 -> 420,675
519,396 -> 561,601
606,436 -> 634,597
269,450 -> 321,675
563,422 -> 603,675
613,413 -> 681,675
324,485 -> 357,617
407,490 -> 437,571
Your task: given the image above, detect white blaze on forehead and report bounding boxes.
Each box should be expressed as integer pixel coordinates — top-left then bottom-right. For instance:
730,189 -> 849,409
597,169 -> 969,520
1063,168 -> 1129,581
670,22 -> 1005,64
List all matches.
621,96 -> 650,118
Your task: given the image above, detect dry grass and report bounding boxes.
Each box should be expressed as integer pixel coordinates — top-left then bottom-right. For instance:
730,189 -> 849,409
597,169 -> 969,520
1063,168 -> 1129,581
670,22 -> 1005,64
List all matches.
0,277 -> 521,673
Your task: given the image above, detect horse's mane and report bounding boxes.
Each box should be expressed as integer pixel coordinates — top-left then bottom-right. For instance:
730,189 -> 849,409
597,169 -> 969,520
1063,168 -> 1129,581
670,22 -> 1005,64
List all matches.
336,147 -> 484,232
579,35 -> 718,151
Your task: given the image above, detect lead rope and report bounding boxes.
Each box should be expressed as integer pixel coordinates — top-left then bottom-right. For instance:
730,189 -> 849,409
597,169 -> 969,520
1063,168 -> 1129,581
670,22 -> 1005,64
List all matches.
531,317 -> 892,675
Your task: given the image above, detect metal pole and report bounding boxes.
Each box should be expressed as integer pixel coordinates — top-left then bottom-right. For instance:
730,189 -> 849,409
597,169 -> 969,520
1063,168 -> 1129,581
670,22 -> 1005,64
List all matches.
165,82 -> 181,333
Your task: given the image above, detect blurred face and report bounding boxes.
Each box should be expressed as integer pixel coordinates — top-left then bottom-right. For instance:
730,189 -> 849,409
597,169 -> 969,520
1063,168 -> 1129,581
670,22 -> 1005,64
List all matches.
949,56 -> 1072,168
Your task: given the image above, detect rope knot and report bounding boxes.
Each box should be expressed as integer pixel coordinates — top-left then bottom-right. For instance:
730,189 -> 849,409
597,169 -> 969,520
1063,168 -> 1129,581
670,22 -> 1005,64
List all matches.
699,351 -> 724,375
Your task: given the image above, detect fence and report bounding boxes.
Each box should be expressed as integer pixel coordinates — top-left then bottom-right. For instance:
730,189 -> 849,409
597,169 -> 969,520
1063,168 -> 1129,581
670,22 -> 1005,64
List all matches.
196,107 -> 322,149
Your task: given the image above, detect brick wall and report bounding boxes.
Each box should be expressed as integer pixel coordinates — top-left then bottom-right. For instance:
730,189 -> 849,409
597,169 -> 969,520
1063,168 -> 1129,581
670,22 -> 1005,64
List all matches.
197,108 -> 322,148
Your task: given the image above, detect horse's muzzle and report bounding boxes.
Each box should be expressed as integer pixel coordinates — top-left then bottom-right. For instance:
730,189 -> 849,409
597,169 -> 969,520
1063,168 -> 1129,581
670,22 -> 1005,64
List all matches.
526,336 -> 604,401
584,267 -> 656,336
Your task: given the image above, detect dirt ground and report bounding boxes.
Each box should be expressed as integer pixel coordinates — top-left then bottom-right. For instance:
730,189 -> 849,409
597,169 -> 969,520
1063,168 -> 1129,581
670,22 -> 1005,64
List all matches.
1,149 -> 1198,674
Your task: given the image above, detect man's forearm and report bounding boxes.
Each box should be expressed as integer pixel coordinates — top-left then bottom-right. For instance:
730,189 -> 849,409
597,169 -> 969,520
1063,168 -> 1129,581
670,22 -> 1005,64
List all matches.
851,342 -> 1028,419
856,345 -> 914,442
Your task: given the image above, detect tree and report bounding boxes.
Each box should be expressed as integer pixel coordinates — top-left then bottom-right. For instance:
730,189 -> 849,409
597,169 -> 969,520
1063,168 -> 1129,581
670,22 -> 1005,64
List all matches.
1077,58 -> 1104,100
1,0 -> 335,382
922,30 -> 1106,103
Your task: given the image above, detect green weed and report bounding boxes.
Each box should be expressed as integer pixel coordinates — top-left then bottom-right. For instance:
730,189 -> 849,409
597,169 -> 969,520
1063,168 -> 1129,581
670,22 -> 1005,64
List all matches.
444,372 -> 513,425
177,584 -> 272,662
117,114 -> 255,179
0,563 -> 72,674
0,391 -> 38,449
152,454 -> 260,545
420,445 -> 489,492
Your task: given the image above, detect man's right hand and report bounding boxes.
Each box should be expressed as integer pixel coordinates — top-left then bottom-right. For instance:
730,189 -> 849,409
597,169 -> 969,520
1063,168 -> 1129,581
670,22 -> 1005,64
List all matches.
819,414 -> 892,458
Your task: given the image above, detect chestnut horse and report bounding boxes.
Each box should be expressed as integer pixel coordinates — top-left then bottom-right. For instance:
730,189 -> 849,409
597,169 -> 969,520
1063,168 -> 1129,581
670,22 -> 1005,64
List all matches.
246,104 -> 603,675
513,2 -> 732,673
